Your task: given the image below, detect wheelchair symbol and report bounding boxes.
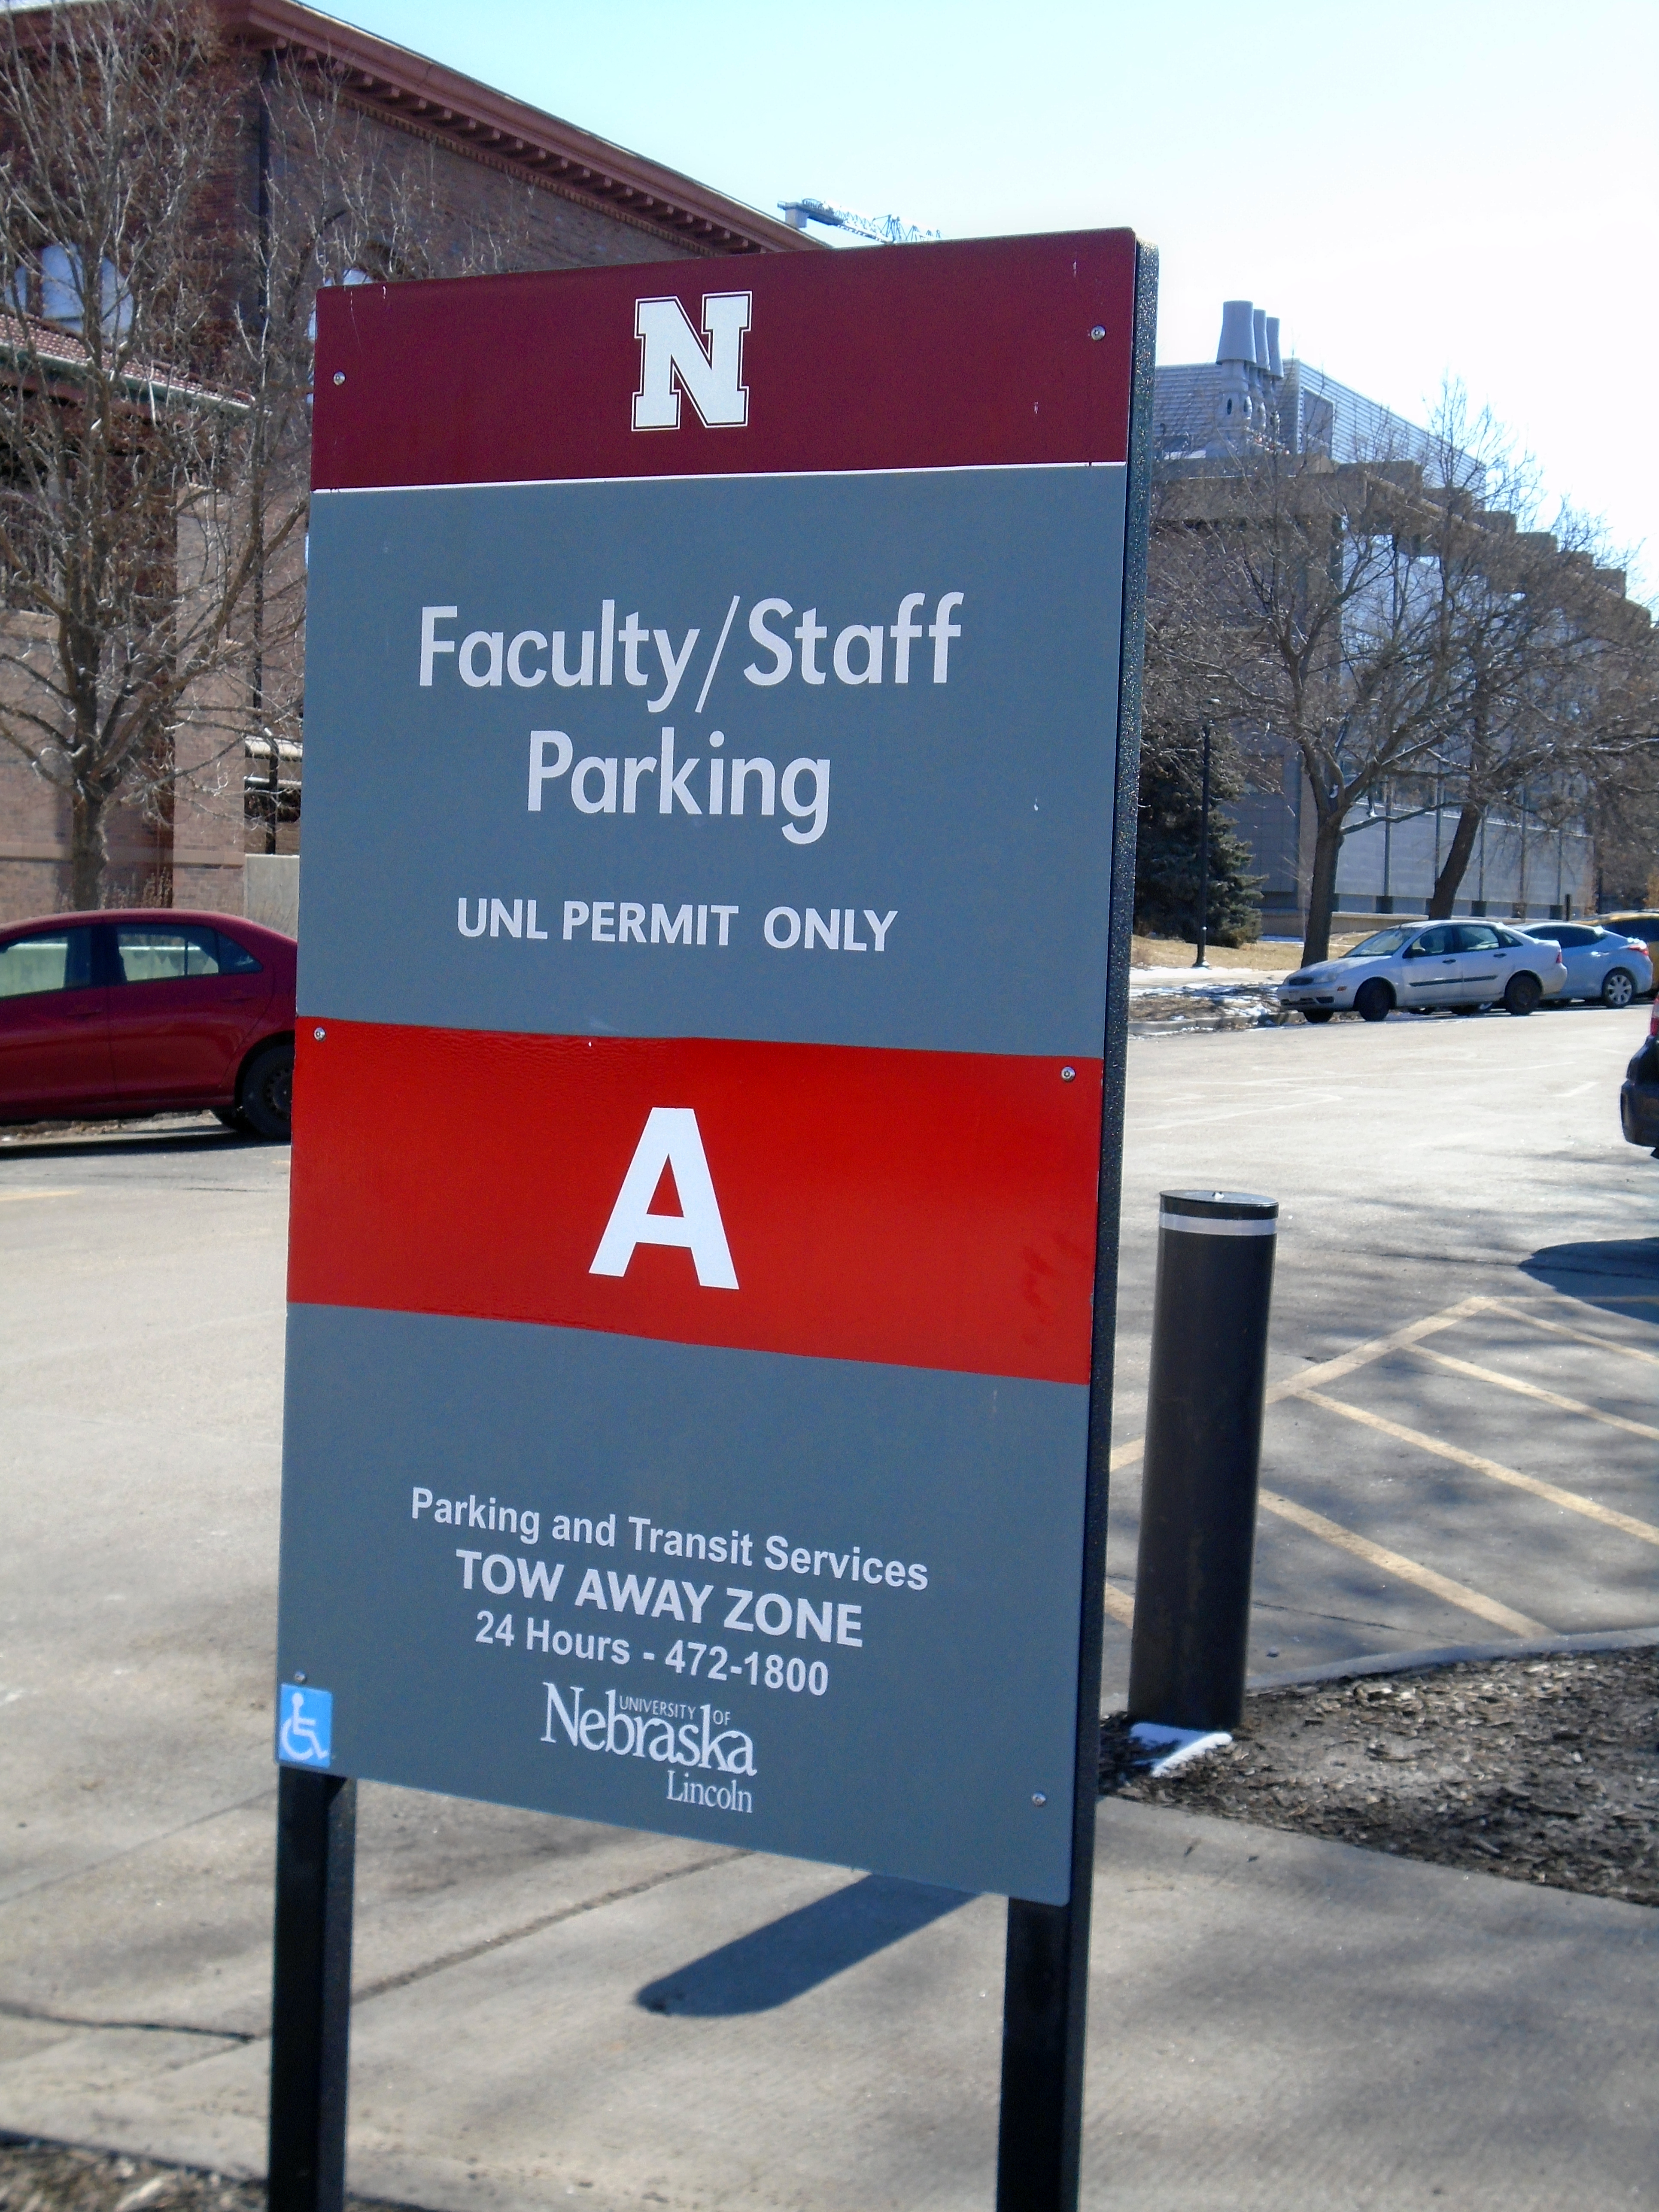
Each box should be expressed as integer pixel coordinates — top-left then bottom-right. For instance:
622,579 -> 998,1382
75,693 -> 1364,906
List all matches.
278,1684 -> 333,1767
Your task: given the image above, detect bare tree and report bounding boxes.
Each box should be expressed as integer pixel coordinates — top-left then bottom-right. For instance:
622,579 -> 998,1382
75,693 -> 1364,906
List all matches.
1151,446 -> 1462,963
0,1 -> 552,907
0,0 -> 299,905
1148,385 -> 1657,959
1412,392 -> 1655,917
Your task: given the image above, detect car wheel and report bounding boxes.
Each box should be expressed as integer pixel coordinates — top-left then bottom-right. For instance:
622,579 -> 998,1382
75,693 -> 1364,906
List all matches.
1503,973 -> 1542,1017
1355,980 -> 1393,1023
212,1106 -> 248,1131
1300,1008 -> 1334,1024
239,1040 -> 294,1140
1602,969 -> 1636,1010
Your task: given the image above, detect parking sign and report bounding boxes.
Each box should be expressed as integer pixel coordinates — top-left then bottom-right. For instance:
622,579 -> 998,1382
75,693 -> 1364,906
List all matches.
278,231 -> 1152,1903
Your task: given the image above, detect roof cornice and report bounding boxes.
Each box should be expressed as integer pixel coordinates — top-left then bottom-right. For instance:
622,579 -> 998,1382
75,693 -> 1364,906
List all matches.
215,0 -> 822,260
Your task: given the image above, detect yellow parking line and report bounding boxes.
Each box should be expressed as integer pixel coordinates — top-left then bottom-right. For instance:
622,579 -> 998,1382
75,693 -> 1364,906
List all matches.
1257,1486 -> 1546,1636
1300,1389 -> 1659,1550
1104,1290 -> 1641,1634
1477,1298 -> 1659,1369
1407,1343 -> 1659,1440
0,1188 -> 79,1203
1101,1499 -> 1541,1637
1108,1295 -> 1489,1475
1270,1297 -> 1490,1401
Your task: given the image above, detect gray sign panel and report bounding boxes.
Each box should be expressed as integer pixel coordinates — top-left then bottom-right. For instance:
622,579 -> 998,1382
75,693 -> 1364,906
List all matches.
297,466 -> 1124,1057
280,462 -> 1127,1903
281,1307 -> 1088,1901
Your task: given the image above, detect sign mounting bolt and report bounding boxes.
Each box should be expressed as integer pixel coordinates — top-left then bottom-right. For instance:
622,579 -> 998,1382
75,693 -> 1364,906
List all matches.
333,371 -> 346,385
1061,1066 -> 1076,1081
1088,326 -> 1106,341
314,1027 -> 326,1041
1031,1792 -> 1048,1805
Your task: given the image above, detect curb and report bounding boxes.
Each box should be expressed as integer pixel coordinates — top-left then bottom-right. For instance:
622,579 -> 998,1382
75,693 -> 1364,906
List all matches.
1128,1018 -> 1283,1039
1243,1623 -> 1659,1695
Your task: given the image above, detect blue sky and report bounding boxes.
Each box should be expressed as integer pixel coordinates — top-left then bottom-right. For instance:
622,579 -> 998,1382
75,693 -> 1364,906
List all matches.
328,0 -> 1659,597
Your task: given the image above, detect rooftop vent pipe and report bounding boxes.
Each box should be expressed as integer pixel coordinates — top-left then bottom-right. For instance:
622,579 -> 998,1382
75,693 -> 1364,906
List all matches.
1217,300 -> 1256,365
1264,316 -> 1282,379
1252,307 -> 1269,370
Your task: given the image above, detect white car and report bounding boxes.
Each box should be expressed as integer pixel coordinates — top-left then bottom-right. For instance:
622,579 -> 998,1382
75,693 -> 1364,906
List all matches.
1515,922 -> 1654,1008
1279,921 -> 1567,1024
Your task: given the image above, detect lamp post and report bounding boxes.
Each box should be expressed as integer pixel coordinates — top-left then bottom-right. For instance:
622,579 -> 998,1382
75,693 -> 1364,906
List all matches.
1192,717 -> 1213,969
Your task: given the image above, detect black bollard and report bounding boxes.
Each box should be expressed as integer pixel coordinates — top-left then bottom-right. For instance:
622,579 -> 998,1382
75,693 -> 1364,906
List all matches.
1127,1189 -> 1277,1731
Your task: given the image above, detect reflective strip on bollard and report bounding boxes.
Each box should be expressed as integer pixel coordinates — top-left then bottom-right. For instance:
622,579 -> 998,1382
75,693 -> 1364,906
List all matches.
1156,1211 -> 1278,1236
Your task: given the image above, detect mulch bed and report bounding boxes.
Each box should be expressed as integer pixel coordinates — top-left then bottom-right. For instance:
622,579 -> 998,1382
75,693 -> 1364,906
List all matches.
0,2144 -> 264,2212
1101,1647 -> 1659,1907
0,2142 -> 401,2212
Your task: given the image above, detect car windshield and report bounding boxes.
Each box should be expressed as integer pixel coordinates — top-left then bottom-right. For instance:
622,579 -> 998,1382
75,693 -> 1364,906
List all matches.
1345,927 -> 1413,958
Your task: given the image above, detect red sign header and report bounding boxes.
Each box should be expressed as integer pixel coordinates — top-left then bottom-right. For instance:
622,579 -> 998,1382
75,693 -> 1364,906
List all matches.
311,228 -> 1138,491
289,1025 -> 1104,1385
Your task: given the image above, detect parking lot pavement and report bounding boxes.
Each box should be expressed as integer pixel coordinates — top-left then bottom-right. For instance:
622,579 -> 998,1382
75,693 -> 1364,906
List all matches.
1,1000 -> 1654,2204
1101,997 -> 1659,1695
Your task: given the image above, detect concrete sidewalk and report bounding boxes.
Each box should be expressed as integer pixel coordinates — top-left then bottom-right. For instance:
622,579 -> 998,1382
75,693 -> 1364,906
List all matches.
3,1795 -> 1652,2212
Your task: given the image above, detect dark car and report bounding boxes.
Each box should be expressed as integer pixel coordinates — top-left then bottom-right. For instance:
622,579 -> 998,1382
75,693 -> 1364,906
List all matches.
1620,1000 -> 1659,1156
0,909 -> 296,1137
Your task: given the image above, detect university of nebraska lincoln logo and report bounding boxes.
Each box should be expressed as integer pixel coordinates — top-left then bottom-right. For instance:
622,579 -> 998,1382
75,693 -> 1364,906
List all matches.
632,292 -> 752,430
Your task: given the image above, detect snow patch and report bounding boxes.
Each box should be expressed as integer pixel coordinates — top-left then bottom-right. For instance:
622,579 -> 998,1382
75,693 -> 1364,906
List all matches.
1129,1721 -> 1234,1775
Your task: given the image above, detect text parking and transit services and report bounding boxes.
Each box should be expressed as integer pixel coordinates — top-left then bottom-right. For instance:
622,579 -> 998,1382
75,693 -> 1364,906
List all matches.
278,234 -> 1144,1903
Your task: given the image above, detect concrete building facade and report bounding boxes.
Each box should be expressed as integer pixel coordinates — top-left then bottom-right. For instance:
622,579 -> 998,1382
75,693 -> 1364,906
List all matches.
1154,301 -> 1627,926
1155,298 -> 1451,474
1230,760 -> 1595,927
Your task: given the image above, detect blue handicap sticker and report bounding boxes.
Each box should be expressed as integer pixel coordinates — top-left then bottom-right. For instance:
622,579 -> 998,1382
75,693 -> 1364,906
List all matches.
277,1683 -> 334,1768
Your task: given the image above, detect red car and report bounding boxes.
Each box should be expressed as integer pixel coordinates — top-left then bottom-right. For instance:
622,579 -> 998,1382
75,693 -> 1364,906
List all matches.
0,909 -> 296,1138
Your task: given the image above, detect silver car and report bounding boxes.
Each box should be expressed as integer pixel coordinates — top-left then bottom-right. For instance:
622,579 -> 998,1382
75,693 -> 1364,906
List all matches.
1516,922 -> 1654,1008
1279,921 -> 1566,1024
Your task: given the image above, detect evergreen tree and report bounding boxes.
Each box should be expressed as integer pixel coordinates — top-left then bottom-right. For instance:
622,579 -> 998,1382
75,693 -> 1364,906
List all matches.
1133,726 -> 1264,946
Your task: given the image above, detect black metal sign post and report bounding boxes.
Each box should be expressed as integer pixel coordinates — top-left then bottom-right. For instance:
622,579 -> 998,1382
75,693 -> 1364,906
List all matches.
995,238 -> 1158,2212
1192,718 -> 1213,970
269,1769 -> 357,2212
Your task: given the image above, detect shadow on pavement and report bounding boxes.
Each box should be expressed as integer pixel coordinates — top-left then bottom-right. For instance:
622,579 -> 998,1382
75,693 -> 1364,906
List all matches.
1521,1237 -> 1659,1318
635,1874 -> 970,2016
0,1122 -> 272,1161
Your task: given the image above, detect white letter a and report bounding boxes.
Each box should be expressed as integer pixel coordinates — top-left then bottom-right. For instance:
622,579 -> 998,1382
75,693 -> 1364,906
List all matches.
589,1108 -> 738,1289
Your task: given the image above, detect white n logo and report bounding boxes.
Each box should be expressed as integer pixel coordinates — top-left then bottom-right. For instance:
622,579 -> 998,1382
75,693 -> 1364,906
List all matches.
632,292 -> 752,431
589,1107 -> 739,1289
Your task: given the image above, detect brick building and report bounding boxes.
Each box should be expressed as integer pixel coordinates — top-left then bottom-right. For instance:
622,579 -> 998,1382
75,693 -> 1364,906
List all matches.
0,0 -> 814,923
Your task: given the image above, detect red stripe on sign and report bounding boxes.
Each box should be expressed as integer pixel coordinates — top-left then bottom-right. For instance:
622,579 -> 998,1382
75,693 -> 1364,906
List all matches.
312,231 -> 1136,490
288,1024 -> 1103,1385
